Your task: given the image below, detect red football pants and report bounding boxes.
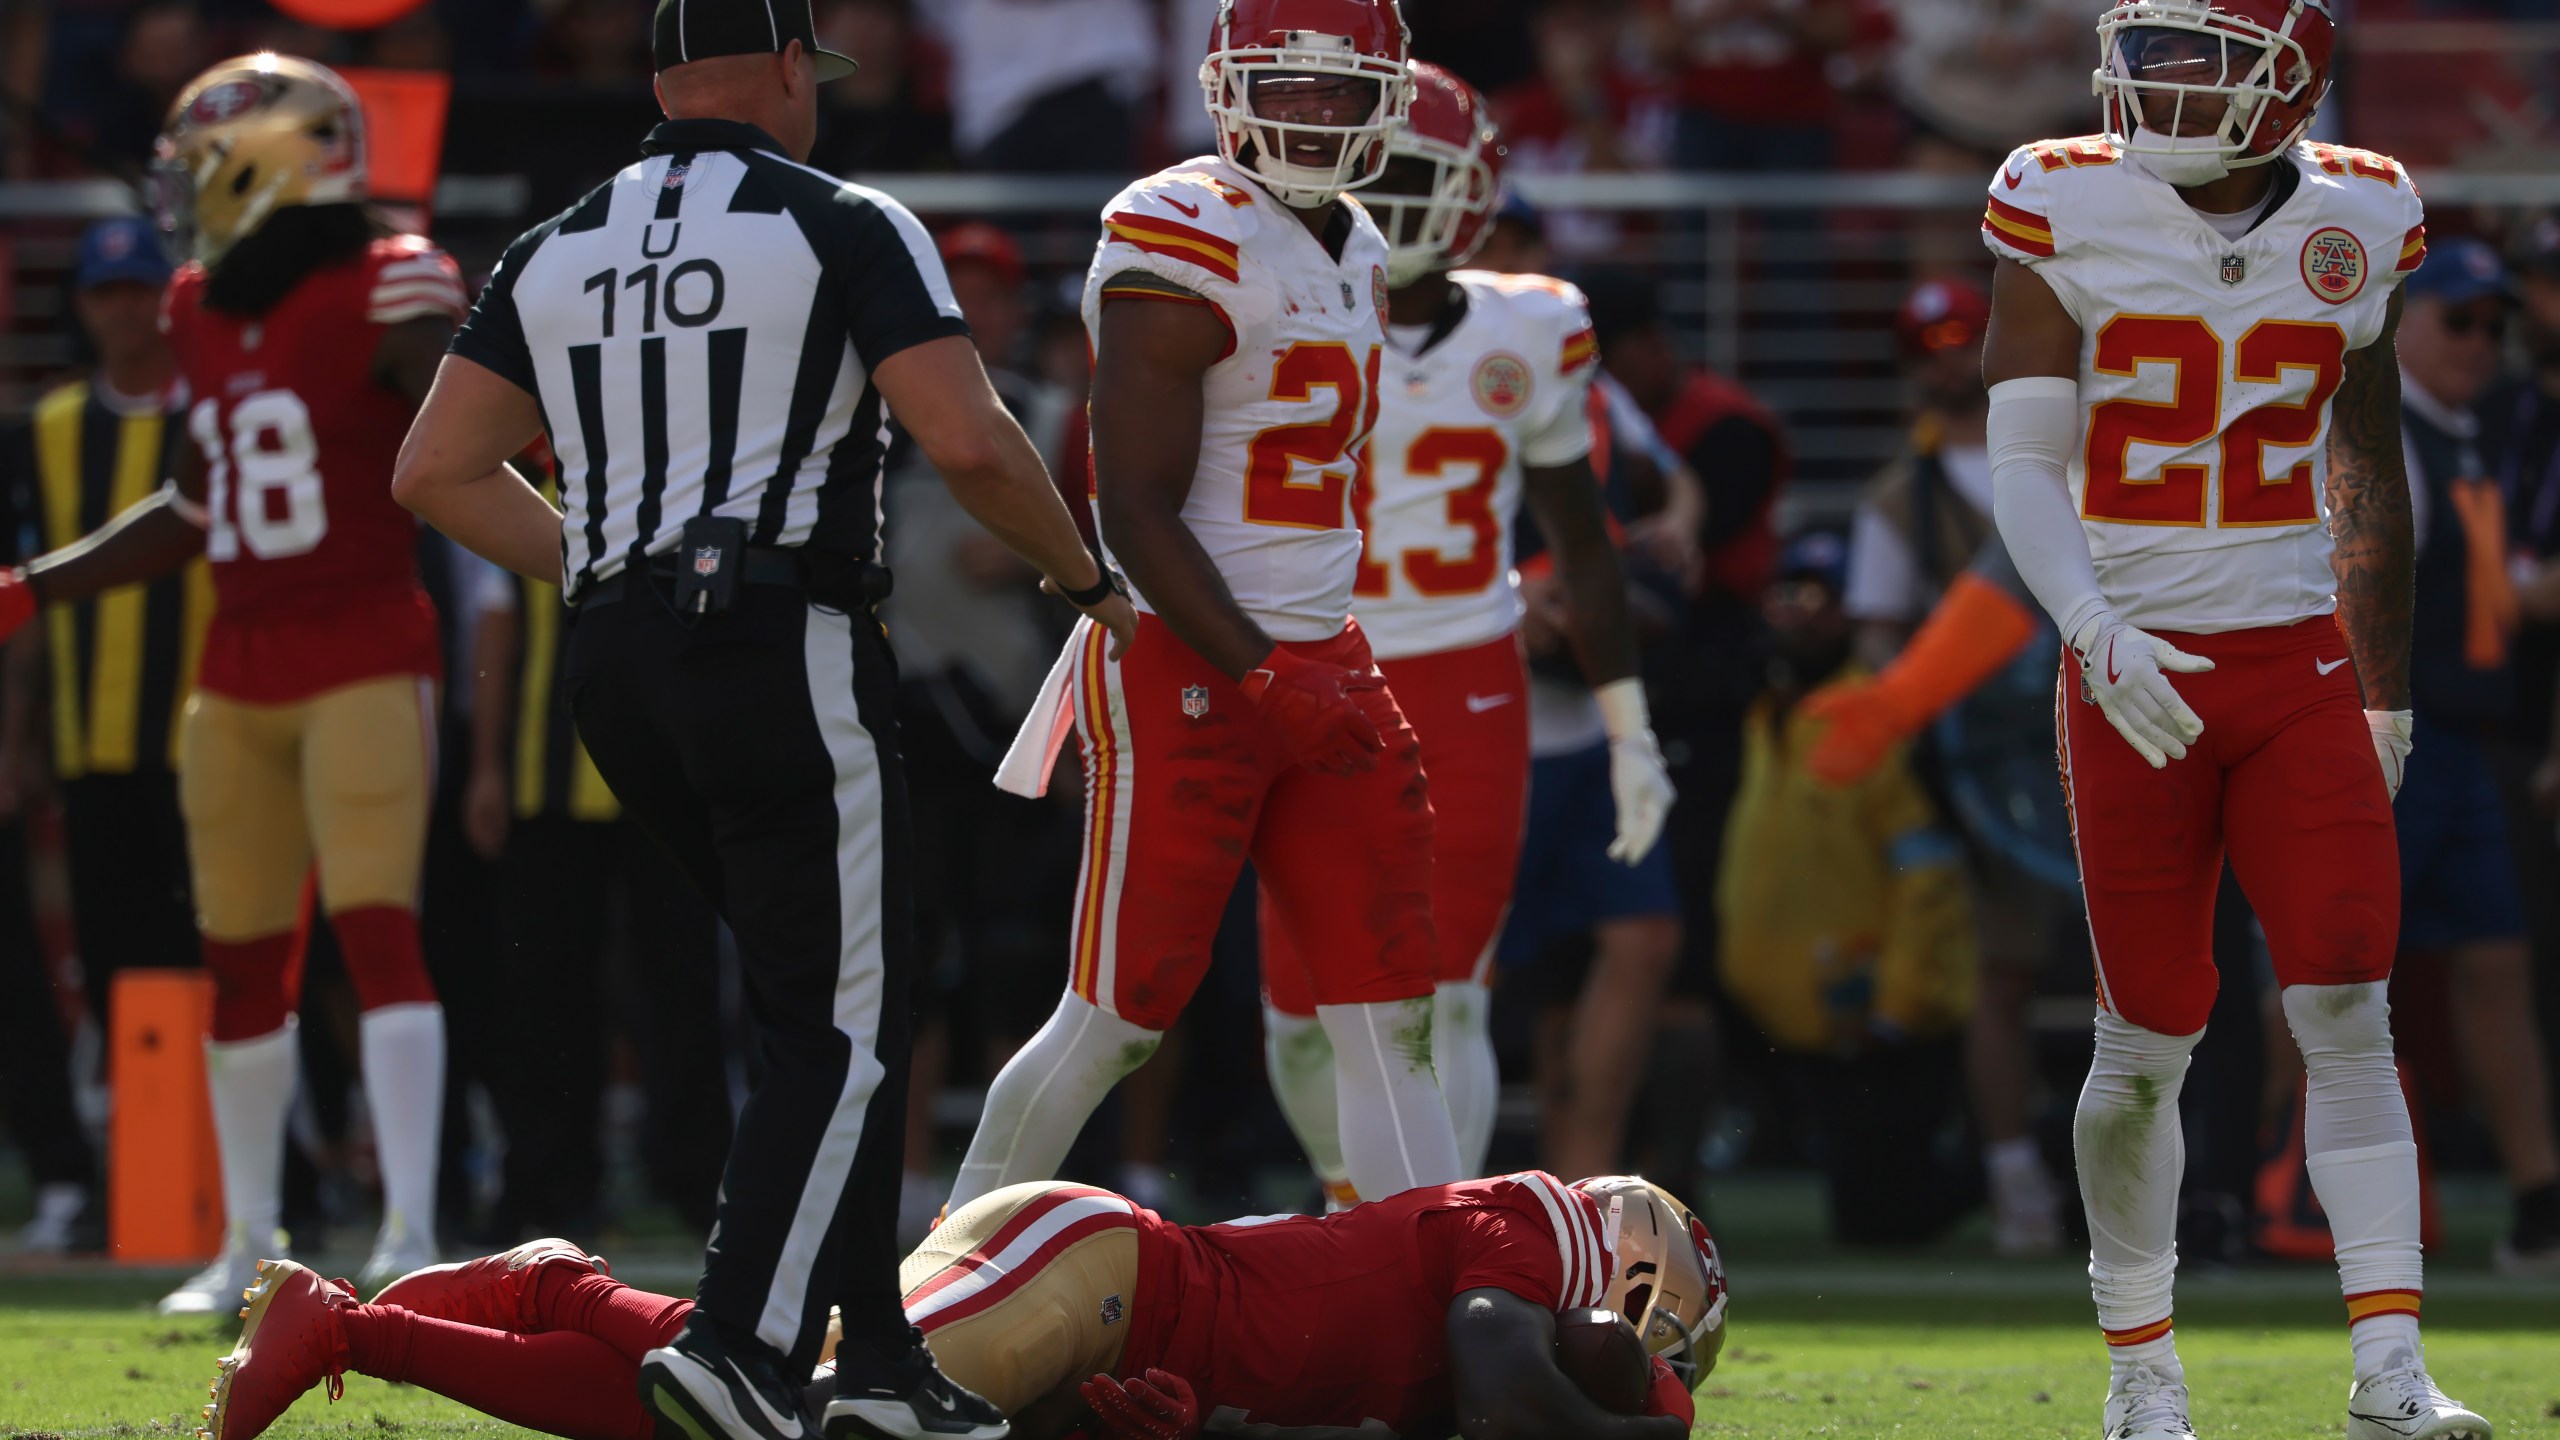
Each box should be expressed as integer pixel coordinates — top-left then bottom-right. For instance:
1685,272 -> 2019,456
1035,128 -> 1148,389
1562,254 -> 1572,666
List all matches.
1067,616 -> 1436,1030
2059,616 -> 2398,1037
1262,632 -> 1528,1017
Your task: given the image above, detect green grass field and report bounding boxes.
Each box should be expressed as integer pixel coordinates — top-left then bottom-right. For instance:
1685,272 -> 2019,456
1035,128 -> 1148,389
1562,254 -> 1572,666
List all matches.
5,1176 -> 2557,1440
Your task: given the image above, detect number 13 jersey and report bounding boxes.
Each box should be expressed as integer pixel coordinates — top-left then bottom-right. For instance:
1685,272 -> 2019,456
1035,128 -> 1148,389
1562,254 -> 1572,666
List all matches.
1353,271 -> 1599,662
162,234 -> 462,701
1082,157 -> 1390,643
1982,136 -> 2426,634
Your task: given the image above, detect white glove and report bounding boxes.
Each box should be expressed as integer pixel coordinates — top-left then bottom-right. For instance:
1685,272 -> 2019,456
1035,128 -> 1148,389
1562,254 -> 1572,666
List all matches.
2070,613 -> 2215,769
1595,679 -> 1677,864
2367,709 -> 2413,801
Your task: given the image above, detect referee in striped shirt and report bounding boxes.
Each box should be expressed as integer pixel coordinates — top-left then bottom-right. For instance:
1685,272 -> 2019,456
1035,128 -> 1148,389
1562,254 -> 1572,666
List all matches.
391,3 -> 1135,1437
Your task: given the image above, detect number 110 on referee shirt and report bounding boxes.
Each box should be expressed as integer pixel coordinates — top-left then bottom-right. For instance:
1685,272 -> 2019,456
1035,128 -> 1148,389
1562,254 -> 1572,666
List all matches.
583,260 -> 727,336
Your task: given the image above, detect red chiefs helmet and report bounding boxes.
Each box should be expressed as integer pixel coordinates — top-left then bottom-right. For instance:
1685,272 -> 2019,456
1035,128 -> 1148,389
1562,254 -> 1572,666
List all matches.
1200,0 -> 1414,208
1364,61 -> 1505,288
2095,0 -> 2336,181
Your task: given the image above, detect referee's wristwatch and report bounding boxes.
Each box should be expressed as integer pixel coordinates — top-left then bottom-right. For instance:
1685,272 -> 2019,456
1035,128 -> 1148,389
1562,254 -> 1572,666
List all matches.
1060,566 -> 1128,609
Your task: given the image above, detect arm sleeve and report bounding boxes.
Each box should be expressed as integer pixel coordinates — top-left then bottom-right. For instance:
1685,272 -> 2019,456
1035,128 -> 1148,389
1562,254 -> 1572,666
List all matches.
1987,375 -> 2108,646
447,223 -> 546,395
835,187 -> 972,370
1520,287 -> 1598,469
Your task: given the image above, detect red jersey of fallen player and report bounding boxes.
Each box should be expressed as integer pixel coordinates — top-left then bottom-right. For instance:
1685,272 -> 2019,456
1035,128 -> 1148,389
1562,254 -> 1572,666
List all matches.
161,234 -> 462,703
1127,1172 -> 1615,1437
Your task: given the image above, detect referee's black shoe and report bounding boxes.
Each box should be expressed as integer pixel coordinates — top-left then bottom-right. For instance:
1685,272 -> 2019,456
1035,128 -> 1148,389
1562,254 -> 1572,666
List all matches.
822,1326 -> 1008,1440
640,1312 -> 813,1440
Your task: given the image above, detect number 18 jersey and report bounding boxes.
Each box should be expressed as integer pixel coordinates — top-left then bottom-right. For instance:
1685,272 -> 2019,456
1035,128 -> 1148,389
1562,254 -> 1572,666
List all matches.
1982,137 -> 2426,634
1353,271 -> 1599,662
162,234 -> 461,701
1082,157 -> 1390,643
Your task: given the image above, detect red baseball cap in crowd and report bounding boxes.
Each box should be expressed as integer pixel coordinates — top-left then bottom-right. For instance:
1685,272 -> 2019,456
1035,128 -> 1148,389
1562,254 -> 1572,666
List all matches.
1896,277 -> 1991,358
939,222 -> 1025,290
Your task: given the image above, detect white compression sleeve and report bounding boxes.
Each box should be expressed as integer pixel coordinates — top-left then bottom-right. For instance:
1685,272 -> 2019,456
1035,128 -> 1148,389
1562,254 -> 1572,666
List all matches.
1987,376 -> 2110,646
1317,997 -> 1462,1201
1433,980 -> 1499,1177
947,994 -> 1161,1214
2075,1012 -> 2203,1346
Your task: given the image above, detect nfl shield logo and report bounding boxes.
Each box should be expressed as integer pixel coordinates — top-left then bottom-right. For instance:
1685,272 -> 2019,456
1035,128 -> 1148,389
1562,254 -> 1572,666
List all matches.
1099,1294 -> 1124,1326
693,545 -> 723,576
1340,280 -> 1356,310
2219,253 -> 2247,285
1181,685 -> 1210,719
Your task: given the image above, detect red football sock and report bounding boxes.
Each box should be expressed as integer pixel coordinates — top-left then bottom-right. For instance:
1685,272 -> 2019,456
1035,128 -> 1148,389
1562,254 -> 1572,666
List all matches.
531,1269 -> 695,1364
343,1305 -> 654,1440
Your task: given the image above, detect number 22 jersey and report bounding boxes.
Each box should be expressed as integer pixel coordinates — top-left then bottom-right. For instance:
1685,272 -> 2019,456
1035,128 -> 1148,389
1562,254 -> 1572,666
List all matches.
161,234 -> 462,701
1981,137 -> 2426,635
1081,157 -> 1390,644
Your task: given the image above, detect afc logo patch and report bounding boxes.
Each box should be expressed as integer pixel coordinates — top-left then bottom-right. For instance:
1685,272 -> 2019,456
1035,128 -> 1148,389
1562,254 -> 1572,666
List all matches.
2300,227 -> 2368,305
693,545 -> 724,576
1100,1294 -> 1125,1326
1472,353 -> 1533,418
1181,685 -> 1211,719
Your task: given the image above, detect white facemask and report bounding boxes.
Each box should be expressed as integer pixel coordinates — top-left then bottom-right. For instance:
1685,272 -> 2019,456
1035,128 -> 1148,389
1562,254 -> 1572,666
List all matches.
2128,125 -> 2233,187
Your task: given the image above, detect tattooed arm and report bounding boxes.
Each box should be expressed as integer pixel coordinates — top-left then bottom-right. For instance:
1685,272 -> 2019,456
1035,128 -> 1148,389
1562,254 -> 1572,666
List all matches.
2325,290 -> 2414,712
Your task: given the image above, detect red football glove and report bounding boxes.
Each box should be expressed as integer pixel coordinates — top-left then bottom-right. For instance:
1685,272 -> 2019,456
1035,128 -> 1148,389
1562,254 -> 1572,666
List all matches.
1642,1357 -> 1694,1428
1238,646 -> 1383,776
1081,1369 -> 1201,1440
0,569 -> 36,645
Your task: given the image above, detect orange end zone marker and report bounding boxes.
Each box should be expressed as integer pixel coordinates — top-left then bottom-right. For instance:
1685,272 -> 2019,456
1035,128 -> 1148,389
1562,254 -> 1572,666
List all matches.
108,968 -> 224,1263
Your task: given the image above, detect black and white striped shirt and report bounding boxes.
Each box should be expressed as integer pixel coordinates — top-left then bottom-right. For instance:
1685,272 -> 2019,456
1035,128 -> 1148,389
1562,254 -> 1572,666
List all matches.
451,118 -> 966,601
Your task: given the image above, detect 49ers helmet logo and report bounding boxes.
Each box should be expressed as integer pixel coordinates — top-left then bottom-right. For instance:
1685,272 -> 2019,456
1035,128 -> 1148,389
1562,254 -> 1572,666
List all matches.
1473,353 -> 1532,418
187,78 -> 264,125
2300,227 -> 2368,305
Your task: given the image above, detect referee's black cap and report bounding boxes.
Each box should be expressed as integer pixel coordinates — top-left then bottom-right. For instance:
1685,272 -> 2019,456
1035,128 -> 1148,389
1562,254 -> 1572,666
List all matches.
653,0 -> 859,82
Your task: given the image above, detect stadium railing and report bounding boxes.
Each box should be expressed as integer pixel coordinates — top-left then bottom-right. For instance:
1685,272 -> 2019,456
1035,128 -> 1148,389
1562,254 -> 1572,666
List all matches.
8,169 -> 2559,518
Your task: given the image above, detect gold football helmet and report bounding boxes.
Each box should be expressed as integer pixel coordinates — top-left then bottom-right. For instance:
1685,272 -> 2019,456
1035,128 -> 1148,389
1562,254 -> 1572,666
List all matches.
1572,1175 -> 1730,1382
153,53 -> 368,267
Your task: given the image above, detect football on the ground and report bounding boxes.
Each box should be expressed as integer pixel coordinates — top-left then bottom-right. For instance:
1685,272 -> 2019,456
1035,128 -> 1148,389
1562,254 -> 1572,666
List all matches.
1553,1306 -> 1650,1413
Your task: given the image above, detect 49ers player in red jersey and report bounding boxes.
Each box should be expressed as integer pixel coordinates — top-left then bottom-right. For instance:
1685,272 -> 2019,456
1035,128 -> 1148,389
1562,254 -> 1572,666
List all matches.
1979,2 -> 2484,1438
963,0 -> 1466,1212
0,55 -> 461,1309
1260,63 -> 1674,1198
194,1173 -> 1722,1440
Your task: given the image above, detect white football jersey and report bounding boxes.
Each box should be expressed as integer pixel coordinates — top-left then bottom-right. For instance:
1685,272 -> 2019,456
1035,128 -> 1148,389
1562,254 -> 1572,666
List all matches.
1983,137 -> 2428,634
1353,271 -> 1600,661
1081,156 -> 1391,642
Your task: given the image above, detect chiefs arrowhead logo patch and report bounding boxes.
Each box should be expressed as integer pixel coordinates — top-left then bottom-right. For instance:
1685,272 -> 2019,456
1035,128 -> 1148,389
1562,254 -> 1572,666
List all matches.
1472,352 -> 1533,418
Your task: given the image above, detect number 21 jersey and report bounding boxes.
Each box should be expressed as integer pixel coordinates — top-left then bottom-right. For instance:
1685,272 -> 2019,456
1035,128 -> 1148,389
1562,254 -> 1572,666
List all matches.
1982,137 -> 2426,634
161,234 -> 462,701
1081,157 -> 1390,643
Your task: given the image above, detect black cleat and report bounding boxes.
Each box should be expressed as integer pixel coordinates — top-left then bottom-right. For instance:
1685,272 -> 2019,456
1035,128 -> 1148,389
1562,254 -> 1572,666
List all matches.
822,1327 -> 1008,1440
640,1314 -> 813,1440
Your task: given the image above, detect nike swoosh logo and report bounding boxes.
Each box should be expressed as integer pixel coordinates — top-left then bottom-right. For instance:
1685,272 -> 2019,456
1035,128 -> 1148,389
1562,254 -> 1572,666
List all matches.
2104,637 -> 2122,686
1465,693 -> 1515,713
2003,166 -> 2026,189
721,1356 -> 803,1438
1164,198 -> 1201,218
2316,656 -> 2348,675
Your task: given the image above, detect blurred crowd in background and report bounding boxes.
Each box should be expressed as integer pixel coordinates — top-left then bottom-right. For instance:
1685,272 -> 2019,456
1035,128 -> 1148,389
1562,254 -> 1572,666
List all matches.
3,0 -> 2560,1280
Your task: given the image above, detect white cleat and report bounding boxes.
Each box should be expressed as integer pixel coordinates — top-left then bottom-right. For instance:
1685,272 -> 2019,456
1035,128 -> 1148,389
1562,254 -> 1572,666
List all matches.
160,1229 -> 288,1317
355,1214 -> 437,1295
2346,1367 -> 2493,1440
2103,1362 -> 2199,1440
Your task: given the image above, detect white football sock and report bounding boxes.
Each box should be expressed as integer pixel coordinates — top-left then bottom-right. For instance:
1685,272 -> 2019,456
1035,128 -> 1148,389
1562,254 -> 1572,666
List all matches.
360,1002 -> 445,1246
1318,997 -> 1461,1201
2075,1012 -> 2201,1365
949,994 -> 1160,1214
205,1020 -> 298,1250
1263,1004 -> 1353,1202
2281,982 -> 2426,1379
1433,981 -> 1498,1177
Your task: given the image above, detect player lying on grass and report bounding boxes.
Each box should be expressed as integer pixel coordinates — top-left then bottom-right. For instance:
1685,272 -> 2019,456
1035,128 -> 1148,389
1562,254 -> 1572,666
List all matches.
197,1173 -> 1722,1440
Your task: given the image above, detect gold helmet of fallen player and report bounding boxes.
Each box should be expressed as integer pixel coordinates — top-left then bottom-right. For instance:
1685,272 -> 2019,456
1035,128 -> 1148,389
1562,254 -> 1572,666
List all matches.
153,53 -> 368,268
1573,1175 -> 1730,1382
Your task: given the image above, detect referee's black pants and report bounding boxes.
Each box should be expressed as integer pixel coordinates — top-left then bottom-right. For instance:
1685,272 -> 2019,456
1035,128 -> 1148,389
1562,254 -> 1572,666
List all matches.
565,582 -> 913,1374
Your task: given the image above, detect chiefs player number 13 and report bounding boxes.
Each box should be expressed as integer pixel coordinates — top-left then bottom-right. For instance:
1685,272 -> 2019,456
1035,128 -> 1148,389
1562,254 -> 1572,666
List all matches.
190,390 -> 331,562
